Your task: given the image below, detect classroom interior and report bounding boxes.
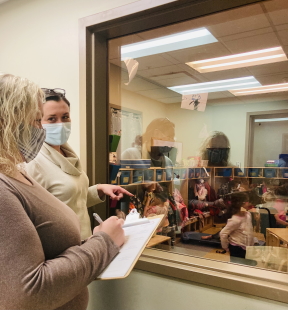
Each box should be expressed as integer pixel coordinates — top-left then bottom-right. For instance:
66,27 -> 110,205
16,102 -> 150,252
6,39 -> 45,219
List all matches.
106,0 -> 288,272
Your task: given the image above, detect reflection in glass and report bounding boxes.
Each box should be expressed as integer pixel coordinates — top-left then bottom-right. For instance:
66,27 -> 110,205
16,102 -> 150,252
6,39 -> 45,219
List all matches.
108,0 -> 288,273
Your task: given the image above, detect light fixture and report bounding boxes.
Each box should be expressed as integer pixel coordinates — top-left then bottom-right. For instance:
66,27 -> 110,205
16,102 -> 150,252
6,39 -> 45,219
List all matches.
168,76 -> 261,94
255,118 -> 288,122
229,83 -> 288,96
121,28 -> 217,60
186,47 -> 287,73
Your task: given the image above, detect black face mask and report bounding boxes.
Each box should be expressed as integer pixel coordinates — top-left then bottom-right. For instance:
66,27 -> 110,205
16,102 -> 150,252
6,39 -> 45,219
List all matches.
206,148 -> 230,166
150,146 -> 173,157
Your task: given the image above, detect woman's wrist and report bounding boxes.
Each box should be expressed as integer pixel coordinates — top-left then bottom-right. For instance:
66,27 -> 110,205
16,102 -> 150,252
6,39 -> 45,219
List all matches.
95,184 -> 105,199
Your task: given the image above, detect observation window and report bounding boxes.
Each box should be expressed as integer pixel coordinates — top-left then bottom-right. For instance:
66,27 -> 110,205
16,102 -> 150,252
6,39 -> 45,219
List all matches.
108,0 -> 288,274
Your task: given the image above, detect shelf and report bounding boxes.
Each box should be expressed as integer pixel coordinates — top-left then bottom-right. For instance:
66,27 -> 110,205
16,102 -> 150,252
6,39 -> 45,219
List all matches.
114,166 -> 288,187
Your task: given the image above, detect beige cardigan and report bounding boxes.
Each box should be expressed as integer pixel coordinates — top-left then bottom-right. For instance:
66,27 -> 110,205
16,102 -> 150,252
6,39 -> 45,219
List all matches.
26,142 -> 104,239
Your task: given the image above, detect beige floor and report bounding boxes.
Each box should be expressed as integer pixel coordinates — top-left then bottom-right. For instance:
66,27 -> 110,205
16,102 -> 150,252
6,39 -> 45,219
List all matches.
201,226 -> 221,235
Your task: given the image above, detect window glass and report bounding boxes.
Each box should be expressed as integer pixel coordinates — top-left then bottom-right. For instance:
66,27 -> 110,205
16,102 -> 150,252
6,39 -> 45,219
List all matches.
108,0 -> 288,272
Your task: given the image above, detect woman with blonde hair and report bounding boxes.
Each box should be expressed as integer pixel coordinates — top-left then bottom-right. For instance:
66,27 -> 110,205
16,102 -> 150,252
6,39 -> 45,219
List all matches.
199,131 -> 231,167
0,74 -> 125,310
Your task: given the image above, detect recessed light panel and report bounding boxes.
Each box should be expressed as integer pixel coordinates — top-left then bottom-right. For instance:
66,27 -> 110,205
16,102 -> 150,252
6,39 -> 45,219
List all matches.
168,76 -> 261,94
121,28 -> 218,60
186,47 -> 287,73
255,118 -> 288,122
229,83 -> 288,96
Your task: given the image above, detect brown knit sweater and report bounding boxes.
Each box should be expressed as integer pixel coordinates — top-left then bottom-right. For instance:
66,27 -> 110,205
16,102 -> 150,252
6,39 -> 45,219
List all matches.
0,173 -> 119,310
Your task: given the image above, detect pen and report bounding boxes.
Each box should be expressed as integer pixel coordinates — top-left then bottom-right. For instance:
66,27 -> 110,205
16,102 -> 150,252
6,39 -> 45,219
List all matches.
93,213 -> 103,225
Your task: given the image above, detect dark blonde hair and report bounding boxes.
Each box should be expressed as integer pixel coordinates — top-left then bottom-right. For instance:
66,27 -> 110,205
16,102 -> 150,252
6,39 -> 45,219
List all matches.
199,131 -> 230,166
142,118 -> 175,144
0,74 -> 44,176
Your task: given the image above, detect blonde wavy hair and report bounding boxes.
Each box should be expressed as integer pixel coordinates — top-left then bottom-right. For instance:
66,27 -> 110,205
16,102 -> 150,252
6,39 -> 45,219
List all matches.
198,131 -> 230,165
0,74 -> 44,176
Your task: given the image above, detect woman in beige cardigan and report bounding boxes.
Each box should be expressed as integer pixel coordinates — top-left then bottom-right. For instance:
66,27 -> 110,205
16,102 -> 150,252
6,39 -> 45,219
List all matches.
0,74 -> 125,310
26,88 -> 132,239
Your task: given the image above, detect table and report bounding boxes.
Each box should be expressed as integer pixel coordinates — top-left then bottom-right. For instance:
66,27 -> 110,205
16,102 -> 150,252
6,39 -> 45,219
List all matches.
266,228 -> 288,246
146,235 -> 171,248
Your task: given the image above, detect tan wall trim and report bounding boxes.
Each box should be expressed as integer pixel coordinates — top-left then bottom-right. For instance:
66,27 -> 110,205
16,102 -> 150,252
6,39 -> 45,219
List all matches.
79,0 -> 287,303
136,248 -> 288,303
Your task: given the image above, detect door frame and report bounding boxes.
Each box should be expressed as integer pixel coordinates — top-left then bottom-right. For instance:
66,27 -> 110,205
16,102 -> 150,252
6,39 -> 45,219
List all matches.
77,0 -> 288,304
246,109 -> 288,166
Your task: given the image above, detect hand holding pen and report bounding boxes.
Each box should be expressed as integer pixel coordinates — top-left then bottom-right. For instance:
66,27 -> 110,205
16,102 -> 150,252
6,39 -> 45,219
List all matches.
93,213 -> 103,225
92,213 -> 125,247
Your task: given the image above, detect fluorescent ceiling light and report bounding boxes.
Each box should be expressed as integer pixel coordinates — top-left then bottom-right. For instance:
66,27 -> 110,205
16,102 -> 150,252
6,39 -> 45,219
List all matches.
168,76 -> 261,94
186,47 -> 287,73
121,28 -> 217,60
229,83 -> 288,96
255,118 -> 288,122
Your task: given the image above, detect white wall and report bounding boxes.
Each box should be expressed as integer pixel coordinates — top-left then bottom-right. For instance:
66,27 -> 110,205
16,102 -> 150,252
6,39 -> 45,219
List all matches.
119,81 -> 288,166
122,89 -> 167,131
166,100 -> 288,166
121,89 -> 167,158
253,120 -> 288,166
0,0 -> 138,156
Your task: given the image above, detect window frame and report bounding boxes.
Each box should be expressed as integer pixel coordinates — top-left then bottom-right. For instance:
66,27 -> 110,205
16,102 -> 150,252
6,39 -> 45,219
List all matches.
79,0 -> 288,303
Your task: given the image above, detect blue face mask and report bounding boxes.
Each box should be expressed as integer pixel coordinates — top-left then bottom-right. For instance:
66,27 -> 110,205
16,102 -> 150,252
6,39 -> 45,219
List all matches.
42,122 -> 71,146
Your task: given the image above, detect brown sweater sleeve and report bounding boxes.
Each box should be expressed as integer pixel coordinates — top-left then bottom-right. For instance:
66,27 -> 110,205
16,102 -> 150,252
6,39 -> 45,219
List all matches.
0,182 -> 119,310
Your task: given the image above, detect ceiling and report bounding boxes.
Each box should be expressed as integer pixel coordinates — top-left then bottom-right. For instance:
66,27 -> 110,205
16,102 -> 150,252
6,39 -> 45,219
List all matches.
109,0 -> 288,106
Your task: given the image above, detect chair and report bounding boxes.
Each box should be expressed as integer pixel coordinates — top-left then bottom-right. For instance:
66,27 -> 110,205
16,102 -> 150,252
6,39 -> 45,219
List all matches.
262,245 -> 288,272
267,231 -> 280,247
266,231 -> 287,247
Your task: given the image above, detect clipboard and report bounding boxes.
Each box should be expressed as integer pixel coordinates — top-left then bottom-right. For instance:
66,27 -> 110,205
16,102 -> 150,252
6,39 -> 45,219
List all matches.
97,214 -> 164,280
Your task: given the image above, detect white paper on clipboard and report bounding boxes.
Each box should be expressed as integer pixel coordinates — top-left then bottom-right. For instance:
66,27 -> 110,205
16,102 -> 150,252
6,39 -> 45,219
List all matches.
97,215 -> 163,280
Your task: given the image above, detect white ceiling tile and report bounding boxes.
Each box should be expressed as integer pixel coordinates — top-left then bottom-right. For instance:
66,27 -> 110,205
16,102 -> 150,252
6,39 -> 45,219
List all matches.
136,88 -> 176,100
206,97 -> 244,106
207,92 -> 235,100
137,64 -> 184,78
257,73 -> 288,85
150,72 -> 198,87
264,0 -> 288,26
167,42 -> 230,63
277,30 -> 288,46
121,77 -> 160,92
136,55 -> 175,70
202,4 -> 270,38
246,61 -> 288,77
158,96 -> 182,104
220,27 -> 273,45
222,33 -> 281,54
109,1 -> 288,106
